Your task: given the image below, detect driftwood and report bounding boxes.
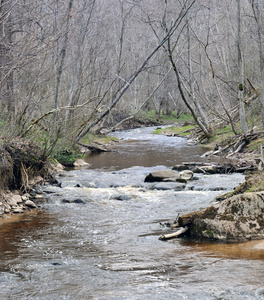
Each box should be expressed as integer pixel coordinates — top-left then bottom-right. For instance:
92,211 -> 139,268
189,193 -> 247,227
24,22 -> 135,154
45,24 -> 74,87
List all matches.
182,162 -> 213,166
77,142 -> 111,153
183,161 -> 257,173
159,227 -> 188,240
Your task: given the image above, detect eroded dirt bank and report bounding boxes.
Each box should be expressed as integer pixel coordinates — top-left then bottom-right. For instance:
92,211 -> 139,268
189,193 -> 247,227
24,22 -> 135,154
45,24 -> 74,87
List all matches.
0,139 -> 52,217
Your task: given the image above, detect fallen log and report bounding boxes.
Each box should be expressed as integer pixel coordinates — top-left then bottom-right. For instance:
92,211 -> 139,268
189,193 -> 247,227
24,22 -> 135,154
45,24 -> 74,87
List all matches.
159,227 -> 188,240
182,162 -> 214,166
77,142 -> 111,153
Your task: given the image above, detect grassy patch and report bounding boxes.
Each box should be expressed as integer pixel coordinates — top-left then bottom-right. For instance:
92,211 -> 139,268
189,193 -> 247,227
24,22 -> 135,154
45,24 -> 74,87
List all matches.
81,133 -> 118,145
136,111 -> 193,125
247,138 -> 264,152
153,124 -> 197,137
54,150 -> 82,167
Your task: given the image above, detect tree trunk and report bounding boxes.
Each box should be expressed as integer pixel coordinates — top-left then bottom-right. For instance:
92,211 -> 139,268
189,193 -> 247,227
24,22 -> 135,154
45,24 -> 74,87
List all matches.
74,0 -> 197,143
54,0 -> 74,110
251,0 -> 264,124
0,0 -> 16,123
237,0 -> 248,135
167,38 -> 213,139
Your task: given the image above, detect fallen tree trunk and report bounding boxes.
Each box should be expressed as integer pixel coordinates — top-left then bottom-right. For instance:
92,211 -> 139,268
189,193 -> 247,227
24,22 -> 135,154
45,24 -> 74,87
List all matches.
77,142 -> 111,153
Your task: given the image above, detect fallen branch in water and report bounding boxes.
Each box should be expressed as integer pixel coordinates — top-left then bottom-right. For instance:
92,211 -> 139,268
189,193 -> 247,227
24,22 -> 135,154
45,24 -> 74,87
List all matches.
159,227 -> 188,240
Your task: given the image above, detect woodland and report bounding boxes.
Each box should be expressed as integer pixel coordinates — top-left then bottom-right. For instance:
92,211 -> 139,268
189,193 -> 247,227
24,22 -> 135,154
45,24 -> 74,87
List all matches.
1,0 -> 264,158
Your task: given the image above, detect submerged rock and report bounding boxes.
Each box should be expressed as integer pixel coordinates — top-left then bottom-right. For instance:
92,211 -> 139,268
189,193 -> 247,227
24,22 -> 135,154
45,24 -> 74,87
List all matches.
112,195 -> 132,201
151,182 -> 186,191
182,192 -> 264,242
62,198 -> 86,204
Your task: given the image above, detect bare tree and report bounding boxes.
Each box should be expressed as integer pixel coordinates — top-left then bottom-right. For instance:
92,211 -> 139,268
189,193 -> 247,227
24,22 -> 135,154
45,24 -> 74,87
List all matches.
249,0 -> 264,123
237,0 -> 248,134
0,0 -> 16,124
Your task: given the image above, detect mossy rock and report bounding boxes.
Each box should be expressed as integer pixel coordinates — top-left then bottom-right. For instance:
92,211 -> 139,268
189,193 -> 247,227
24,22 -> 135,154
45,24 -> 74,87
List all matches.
188,192 -> 264,241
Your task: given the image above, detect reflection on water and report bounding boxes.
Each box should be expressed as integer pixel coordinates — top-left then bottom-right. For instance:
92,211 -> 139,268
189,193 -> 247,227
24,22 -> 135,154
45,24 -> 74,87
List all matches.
0,127 -> 264,299
181,239 -> 264,260
84,126 -> 227,170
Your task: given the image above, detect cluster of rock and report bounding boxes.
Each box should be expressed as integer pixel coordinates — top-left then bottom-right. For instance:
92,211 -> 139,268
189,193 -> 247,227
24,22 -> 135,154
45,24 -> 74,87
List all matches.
0,177 -> 45,217
144,169 -> 194,191
144,162 -> 226,192
149,164 -> 264,242
146,163 -> 264,242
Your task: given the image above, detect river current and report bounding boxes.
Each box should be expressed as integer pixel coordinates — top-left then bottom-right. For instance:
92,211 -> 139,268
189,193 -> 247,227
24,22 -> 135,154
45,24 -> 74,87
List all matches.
1,127 -> 264,299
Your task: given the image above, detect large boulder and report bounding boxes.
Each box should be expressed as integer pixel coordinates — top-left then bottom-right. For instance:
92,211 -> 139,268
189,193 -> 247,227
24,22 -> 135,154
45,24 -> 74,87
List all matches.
144,170 -> 180,182
185,192 -> 264,241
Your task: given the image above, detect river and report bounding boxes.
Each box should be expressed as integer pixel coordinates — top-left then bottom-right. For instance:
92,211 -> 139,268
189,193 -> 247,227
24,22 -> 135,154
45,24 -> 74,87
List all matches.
0,127 -> 264,299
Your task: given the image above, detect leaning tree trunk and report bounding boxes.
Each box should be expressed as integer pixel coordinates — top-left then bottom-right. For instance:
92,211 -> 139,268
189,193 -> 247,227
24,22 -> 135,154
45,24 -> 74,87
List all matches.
167,38 -> 213,139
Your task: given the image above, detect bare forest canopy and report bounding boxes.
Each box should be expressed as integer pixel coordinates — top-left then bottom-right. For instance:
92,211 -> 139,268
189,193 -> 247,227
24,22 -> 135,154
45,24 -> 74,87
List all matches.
1,0 -> 264,155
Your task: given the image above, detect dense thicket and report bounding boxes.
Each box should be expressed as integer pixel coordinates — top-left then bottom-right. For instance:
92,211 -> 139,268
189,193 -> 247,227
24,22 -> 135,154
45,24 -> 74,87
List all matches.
0,0 -> 264,152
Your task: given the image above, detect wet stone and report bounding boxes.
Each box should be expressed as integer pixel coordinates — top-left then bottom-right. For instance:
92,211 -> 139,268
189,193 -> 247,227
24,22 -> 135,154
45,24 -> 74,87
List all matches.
25,200 -> 37,208
73,199 -> 85,204
6,198 -> 18,207
112,195 -> 132,201
172,165 -> 190,171
145,170 -> 180,182
21,195 -> 29,201
62,198 -> 85,204
179,170 -> 194,181
34,186 -> 44,194
11,194 -> 23,204
13,208 -> 24,213
151,182 -> 186,191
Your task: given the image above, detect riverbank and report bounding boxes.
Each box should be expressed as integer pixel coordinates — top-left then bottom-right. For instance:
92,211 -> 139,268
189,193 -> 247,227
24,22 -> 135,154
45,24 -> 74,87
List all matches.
151,122 -> 264,242
1,118 -> 264,244
0,126 -> 263,298
0,138 -> 53,218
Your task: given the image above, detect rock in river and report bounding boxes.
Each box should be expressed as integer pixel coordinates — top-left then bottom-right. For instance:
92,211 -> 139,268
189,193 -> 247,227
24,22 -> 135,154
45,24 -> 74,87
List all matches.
144,170 -> 180,182
25,200 -> 37,208
180,192 -> 264,242
179,170 -> 193,181
151,182 -> 186,191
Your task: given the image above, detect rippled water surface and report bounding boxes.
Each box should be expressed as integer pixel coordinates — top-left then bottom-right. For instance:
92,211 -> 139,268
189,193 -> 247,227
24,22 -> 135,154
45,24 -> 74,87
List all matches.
1,127 -> 264,300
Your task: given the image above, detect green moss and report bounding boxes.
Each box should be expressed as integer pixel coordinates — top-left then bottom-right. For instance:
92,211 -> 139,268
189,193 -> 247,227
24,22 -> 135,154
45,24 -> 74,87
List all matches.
247,138 -> 264,152
202,206 -> 218,219
204,229 -> 214,238
219,214 -> 234,221
176,178 -> 187,183
55,150 -> 82,167
81,133 -> 118,145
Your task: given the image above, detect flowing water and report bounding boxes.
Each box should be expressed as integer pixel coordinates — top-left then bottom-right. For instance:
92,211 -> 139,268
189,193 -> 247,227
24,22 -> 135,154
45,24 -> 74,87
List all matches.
1,127 -> 264,300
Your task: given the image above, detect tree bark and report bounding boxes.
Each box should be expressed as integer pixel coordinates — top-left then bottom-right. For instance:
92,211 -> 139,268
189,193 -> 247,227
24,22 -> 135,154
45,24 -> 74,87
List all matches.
237,0 -> 248,135
251,0 -> 264,124
0,0 -> 16,123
